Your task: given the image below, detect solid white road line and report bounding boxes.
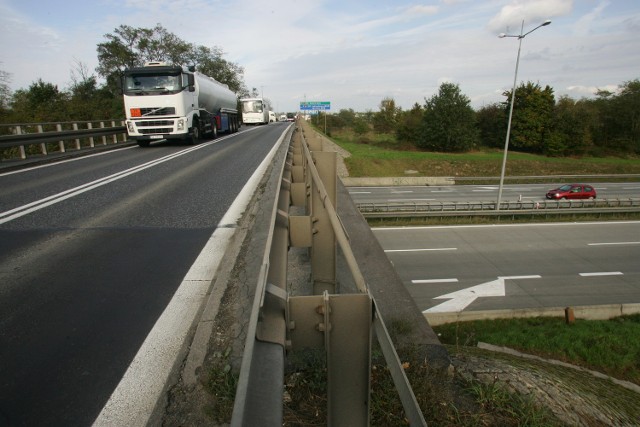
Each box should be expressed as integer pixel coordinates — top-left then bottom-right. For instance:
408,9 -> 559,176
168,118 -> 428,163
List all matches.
0,135 -> 239,225
412,278 -> 458,284
92,127 -> 288,426
388,198 -> 436,202
588,242 -> 640,246
384,248 -> 457,253
0,146 -> 138,177
579,272 -> 624,277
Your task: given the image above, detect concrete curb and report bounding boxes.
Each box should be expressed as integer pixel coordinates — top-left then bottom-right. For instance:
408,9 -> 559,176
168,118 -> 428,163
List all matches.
341,176 -> 455,187
425,303 -> 640,326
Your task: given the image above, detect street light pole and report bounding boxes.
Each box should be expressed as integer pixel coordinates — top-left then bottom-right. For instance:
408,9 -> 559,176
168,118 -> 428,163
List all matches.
496,19 -> 551,210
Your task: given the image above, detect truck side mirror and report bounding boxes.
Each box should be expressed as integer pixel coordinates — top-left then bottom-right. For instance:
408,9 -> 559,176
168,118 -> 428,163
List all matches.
187,74 -> 195,92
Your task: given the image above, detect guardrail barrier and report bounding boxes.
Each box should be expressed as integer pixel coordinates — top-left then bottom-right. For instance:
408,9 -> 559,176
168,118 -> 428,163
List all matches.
231,122 -> 429,426
357,198 -> 640,219
0,120 -> 128,161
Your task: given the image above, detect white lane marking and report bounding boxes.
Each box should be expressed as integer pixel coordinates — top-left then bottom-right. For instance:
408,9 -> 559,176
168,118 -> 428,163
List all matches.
424,275 -> 541,313
384,247 -> 457,253
623,186 -> 640,190
588,242 -> 640,246
390,190 -> 413,194
412,278 -> 458,284
93,125 -> 289,426
388,198 -> 436,202
349,191 -> 372,194
579,272 -> 624,277
430,190 -> 454,193
0,136 -> 238,224
472,189 -> 494,192
0,146 -> 138,176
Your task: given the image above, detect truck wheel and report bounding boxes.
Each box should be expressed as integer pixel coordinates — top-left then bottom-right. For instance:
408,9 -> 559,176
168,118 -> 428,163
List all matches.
189,119 -> 201,145
212,123 -> 218,139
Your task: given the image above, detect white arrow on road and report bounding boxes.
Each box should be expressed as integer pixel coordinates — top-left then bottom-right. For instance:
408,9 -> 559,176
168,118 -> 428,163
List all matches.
423,275 -> 540,313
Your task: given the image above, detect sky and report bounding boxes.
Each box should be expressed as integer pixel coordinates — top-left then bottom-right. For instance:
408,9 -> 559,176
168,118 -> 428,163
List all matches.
1,0 -> 639,113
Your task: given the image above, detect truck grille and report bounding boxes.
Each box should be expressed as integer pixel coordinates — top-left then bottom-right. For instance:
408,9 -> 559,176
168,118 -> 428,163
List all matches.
140,107 -> 176,116
135,119 -> 174,134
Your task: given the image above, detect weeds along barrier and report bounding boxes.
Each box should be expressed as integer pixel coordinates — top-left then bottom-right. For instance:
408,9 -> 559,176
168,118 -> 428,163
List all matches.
0,121 -> 128,161
231,121 -> 428,426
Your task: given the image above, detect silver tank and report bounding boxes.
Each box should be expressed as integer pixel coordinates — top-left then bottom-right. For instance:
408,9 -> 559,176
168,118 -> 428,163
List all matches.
193,72 -> 237,113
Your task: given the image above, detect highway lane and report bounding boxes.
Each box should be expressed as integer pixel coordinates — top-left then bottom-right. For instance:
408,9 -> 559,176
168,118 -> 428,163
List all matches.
372,221 -> 640,313
0,123 -> 291,426
348,182 -> 640,204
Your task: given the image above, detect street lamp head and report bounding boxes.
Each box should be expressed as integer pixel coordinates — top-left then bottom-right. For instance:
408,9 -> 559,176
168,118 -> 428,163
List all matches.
498,33 -> 506,38
542,20 -> 552,26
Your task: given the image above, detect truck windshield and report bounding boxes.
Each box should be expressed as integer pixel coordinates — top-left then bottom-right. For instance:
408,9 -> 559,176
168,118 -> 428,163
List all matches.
124,74 -> 183,94
242,100 -> 263,113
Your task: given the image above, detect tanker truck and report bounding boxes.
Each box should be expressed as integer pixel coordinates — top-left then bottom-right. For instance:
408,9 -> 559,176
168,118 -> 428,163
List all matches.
122,62 -> 239,147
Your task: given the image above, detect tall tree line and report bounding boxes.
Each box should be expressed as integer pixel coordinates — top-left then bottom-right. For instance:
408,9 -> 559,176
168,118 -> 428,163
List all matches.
0,24 -> 248,125
313,79 -> 640,157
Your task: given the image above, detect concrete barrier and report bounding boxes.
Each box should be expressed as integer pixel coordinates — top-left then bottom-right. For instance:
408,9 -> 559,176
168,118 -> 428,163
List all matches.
424,303 -> 640,326
341,176 -> 455,187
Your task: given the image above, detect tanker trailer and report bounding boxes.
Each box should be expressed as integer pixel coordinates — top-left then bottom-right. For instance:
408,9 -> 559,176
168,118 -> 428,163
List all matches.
122,62 -> 239,147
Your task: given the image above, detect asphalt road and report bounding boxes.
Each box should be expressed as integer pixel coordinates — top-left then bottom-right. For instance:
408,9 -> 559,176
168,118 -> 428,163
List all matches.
0,123 -> 290,426
372,221 -> 640,313
348,182 -> 640,204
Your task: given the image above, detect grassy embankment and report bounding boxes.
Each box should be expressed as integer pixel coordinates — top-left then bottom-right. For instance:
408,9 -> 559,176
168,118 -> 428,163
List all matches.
435,314 -> 640,386
327,128 -> 640,179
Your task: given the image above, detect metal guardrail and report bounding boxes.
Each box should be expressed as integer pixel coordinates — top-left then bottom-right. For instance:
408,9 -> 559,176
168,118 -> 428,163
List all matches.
0,120 -> 128,161
357,198 -> 640,218
231,123 -> 427,426
453,174 -> 640,182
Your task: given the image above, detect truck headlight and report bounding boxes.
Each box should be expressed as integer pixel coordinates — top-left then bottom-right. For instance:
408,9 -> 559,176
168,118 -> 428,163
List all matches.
177,119 -> 185,130
127,121 -> 135,132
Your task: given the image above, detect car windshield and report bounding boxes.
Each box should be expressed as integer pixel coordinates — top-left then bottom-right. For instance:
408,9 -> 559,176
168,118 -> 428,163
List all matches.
557,185 -> 573,191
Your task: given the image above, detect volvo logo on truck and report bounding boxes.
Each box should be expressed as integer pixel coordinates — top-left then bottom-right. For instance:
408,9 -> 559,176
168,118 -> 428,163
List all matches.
122,62 -> 239,147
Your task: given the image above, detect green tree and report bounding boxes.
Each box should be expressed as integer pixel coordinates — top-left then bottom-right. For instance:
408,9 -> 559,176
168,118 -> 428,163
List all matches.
8,79 -> 68,122
609,79 -> 640,154
396,103 -> 424,146
373,97 -> 398,133
419,82 -> 478,152
96,24 -> 246,94
475,103 -> 505,149
504,82 -> 555,153
547,96 -> 595,156
0,66 -> 12,122
337,108 -> 357,128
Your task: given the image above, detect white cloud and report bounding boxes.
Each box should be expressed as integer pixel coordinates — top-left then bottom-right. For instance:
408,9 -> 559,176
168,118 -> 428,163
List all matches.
1,0 -> 638,112
405,5 -> 439,16
566,84 -> 618,95
488,0 -> 573,32
572,1 -> 609,36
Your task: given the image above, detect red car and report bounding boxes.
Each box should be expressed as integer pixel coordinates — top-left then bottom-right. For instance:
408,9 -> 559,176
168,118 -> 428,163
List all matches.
546,184 -> 596,200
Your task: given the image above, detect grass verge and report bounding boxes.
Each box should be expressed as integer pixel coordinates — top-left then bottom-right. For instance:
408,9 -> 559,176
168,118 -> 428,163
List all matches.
433,314 -> 640,386
326,129 -> 640,178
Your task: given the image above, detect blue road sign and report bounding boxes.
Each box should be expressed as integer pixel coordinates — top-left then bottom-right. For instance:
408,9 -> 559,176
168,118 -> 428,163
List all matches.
300,101 -> 331,111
